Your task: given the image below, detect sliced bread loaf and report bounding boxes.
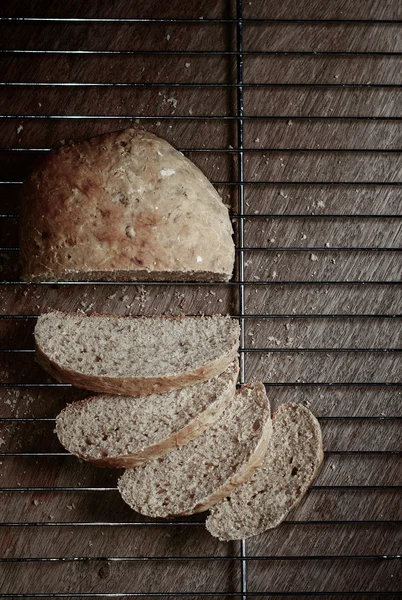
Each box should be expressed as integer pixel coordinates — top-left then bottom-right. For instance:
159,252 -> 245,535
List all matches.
56,361 -> 239,468
35,312 -> 240,396
118,382 -> 272,517
19,127 -> 234,282
205,403 -> 323,540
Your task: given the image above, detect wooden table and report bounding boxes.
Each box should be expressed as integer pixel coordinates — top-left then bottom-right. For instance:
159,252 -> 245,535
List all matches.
0,1 -> 401,598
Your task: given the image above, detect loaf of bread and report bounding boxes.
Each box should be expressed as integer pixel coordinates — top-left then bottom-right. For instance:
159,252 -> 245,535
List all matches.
35,312 -> 240,396
55,362 -> 239,468
118,383 -> 272,517
19,128 -> 234,282
205,403 -> 323,540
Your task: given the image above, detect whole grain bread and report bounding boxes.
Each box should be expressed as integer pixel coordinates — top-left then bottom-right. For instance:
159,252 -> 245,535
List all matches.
55,361 -> 239,468
118,382 -> 272,517
35,312 -> 240,396
205,403 -> 323,541
19,128 -> 234,282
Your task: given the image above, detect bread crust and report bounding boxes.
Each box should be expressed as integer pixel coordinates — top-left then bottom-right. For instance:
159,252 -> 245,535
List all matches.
19,128 -> 234,282
35,340 -> 238,396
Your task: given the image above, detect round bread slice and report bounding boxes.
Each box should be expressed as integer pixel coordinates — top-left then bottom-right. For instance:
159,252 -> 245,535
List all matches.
19,127 -> 234,282
205,403 -> 324,541
56,362 -> 239,468
118,382 -> 272,517
35,312 -> 240,396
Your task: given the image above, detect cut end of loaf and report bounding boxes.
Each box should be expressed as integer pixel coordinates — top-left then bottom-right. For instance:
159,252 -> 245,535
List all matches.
117,382 -> 272,518
23,268 -> 232,283
205,403 -> 323,541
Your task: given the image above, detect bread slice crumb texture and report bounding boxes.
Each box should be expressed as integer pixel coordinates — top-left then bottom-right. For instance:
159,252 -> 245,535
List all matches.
206,403 -> 324,541
118,382 -> 272,517
34,312 -> 240,395
56,362 -> 239,468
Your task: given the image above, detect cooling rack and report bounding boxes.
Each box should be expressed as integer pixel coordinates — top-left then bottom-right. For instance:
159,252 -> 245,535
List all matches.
0,0 -> 401,597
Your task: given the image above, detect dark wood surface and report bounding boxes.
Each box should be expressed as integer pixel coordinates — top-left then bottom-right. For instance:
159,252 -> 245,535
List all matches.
0,1 -> 401,598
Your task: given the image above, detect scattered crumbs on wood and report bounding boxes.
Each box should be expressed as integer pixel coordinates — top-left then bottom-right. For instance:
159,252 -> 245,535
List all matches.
312,199 -> 326,209
278,191 -> 288,198
134,286 -> 149,312
267,336 -> 280,346
66,504 -> 76,510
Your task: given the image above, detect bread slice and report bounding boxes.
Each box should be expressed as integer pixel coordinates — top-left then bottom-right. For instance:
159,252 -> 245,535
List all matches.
55,362 -> 239,468
19,127 -> 234,283
205,403 -> 323,541
35,312 -> 240,396
118,383 -> 272,517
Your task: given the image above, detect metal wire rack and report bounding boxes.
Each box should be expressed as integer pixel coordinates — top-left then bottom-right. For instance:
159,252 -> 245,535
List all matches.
0,0 -> 401,597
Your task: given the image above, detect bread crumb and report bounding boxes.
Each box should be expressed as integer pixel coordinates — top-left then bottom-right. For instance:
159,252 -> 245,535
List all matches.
0,437 -> 4,447
254,138 -> 260,143
301,234 -> 307,240
325,242 -> 330,247
185,62 -> 191,68
16,124 -> 24,134
165,97 -> 178,110
271,270 -> 277,279
310,253 -> 318,262
33,499 -> 39,506
166,34 -> 171,41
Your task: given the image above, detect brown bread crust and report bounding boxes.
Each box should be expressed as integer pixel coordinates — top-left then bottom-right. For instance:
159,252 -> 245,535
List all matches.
20,128 -> 234,282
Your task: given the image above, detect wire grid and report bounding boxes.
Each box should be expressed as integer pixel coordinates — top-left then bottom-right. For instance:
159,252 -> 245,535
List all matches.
0,0 -> 401,597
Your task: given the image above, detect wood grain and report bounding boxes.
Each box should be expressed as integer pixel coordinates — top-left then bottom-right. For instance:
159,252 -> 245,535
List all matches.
0,0 -> 401,598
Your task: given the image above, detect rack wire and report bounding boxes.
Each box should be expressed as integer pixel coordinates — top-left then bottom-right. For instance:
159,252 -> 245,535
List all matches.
0,0 -> 401,597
